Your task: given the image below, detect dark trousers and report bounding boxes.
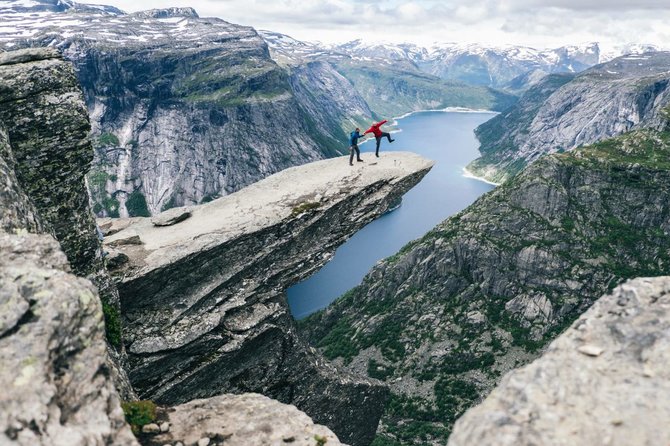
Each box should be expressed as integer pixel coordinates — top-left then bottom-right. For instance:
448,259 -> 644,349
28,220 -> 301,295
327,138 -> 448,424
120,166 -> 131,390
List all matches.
375,132 -> 393,156
349,144 -> 361,164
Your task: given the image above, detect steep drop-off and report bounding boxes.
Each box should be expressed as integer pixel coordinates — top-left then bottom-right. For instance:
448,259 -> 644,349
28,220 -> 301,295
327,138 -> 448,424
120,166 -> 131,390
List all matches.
468,52 -> 670,183
302,129 -> 670,445
0,47 -> 138,446
0,47 -> 136,396
105,152 -> 434,446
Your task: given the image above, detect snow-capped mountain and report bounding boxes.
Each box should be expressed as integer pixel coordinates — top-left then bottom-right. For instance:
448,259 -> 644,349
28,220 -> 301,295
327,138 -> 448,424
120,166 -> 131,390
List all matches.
0,0 -> 123,15
334,41 -> 601,88
259,31 -> 603,90
599,43 -> 661,63
0,0 -> 370,219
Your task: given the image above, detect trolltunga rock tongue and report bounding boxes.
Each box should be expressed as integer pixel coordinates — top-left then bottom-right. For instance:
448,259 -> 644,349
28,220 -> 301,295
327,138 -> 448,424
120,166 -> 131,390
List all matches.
104,151 -> 433,446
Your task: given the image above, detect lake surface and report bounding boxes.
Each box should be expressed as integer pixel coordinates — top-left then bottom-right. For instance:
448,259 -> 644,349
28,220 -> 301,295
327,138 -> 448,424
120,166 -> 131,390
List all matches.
287,111 -> 497,319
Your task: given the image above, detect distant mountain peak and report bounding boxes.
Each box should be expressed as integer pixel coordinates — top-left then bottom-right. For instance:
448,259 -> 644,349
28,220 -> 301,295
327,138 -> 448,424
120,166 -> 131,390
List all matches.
130,7 -> 199,20
0,0 -> 125,15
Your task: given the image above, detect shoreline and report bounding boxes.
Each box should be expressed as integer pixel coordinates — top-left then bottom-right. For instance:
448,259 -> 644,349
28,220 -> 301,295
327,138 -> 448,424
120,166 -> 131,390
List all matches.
393,107 -> 497,121
462,167 -> 500,186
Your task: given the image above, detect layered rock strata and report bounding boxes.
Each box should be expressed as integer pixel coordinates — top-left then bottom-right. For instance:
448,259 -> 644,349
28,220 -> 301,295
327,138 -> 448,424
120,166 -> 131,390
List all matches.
0,50 -> 136,444
0,232 -> 139,446
106,152 -> 434,446
448,277 -> 670,446
0,2 -> 370,215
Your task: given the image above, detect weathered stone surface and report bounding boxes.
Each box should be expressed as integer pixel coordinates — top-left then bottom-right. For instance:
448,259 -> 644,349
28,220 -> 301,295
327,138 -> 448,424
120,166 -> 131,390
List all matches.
0,47 -> 135,398
448,277 -> 670,446
108,234 -> 142,247
152,394 -> 345,446
151,207 -> 192,227
469,52 -> 670,183
302,130 -> 670,444
0,232 -> 138,446
0,47 -> 100,277
107,152 -> 433,446
0,47 -> 60,65
0,124 -> 44,233
98,217 -> 143,236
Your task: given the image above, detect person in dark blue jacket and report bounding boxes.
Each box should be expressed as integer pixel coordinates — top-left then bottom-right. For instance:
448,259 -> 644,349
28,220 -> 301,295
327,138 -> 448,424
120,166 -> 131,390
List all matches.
349,128 -> 364,166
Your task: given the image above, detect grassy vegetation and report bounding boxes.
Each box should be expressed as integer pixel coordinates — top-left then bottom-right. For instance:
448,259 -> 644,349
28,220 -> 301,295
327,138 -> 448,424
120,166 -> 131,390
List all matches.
334,60 -> 516,118
125,190 -> 150,217
103,196 -> 120,218
290,201 -> 321,217
121,400 -> 157,434
101,299 -> 122,348
301,128 -> 670,445
97,132 -> 120,147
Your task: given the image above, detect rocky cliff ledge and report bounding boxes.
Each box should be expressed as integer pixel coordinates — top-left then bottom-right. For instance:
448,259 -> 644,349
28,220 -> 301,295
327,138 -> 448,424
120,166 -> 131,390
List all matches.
105,152 -> 433,446
448,276 -> 670,446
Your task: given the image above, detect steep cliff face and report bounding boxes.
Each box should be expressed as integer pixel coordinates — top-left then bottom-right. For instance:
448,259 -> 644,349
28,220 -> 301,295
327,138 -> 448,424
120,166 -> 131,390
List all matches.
468,52 -> 670,183
0,48 -> 137,446
0,2 -> 350,217
301,129 -> 670,444
0,47 -> 134,399
105,152 -> 434,446
332,60 -> 516,118
288,60 -> 376,138
448,277 -> 670,446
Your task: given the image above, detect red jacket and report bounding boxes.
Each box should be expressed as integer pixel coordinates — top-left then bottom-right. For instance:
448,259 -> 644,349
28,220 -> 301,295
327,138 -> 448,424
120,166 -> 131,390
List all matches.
364,120 -> 387,137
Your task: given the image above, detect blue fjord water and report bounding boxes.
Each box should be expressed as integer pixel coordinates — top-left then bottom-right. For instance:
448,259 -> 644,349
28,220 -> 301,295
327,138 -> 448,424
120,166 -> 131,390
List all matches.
287,110 -> 497,319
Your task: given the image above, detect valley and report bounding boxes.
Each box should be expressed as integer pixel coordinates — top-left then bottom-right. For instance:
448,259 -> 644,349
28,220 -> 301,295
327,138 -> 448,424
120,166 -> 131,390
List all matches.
1,2 -> 670,446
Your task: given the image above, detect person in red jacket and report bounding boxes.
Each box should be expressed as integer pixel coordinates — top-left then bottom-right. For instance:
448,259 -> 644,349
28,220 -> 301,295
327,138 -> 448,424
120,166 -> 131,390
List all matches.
364,119 -> 395,157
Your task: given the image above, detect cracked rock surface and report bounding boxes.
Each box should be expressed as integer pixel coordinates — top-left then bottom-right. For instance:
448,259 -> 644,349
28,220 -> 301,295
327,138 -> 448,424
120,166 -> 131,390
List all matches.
448,276 -> 670,446
150,394 -> 345,446
0,232 -> 138,446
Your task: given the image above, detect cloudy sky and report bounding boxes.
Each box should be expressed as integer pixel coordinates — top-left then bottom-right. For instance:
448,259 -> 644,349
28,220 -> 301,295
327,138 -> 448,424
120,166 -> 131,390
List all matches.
101,0 -> 670,49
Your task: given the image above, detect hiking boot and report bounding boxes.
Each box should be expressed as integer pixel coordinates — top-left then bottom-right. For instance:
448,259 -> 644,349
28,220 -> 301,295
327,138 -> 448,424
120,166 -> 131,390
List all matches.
357,159 -> 364,162
390,139 -> 395,142
349,162 -> 353,166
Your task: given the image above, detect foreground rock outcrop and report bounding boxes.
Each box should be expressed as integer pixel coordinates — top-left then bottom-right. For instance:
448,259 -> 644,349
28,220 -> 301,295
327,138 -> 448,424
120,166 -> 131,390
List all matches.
0,46 -> 355,446
0,49 -> 136,444
0,46 -> 134,396
469,52 -> 670,183
0,233 -> 138,446
106,152 -> 433,445
448,277 -> 670,446
301,129 -> 670,444
150,393 -> 344,446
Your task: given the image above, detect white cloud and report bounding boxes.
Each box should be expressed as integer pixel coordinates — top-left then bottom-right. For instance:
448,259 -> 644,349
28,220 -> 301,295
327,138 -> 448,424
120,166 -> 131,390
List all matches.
97,0 -> 670,49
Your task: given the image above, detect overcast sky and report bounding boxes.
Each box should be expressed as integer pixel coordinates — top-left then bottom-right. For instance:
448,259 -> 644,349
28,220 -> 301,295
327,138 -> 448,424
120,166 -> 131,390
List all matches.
100,0 -> 670,49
